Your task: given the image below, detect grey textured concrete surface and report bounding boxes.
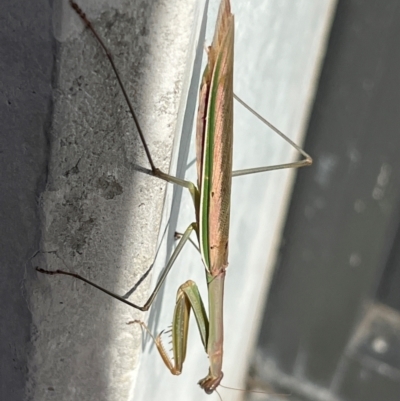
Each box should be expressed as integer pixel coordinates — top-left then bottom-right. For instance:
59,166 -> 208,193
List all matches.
25,0 -> 198,401
0,0 -> 53,400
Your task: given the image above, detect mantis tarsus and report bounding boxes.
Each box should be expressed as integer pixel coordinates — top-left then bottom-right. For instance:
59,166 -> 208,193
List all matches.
37,0 -> 312,394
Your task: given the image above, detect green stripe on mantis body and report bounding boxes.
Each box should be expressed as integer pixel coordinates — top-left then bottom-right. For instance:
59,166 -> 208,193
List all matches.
199,30 -> 230,273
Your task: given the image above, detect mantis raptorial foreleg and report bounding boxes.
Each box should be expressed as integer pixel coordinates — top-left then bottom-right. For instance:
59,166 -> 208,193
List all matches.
128,279 -> 208,376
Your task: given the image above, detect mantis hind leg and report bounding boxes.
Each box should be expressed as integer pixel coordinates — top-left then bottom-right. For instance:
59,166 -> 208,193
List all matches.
232,94 -> 312,177
36,223 -> 197,312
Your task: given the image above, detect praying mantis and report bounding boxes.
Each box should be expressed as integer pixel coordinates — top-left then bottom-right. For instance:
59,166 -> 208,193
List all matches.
34,1 -> 320,392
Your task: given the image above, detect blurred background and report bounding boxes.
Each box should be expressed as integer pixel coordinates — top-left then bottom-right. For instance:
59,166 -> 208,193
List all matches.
247,1 -> 400,400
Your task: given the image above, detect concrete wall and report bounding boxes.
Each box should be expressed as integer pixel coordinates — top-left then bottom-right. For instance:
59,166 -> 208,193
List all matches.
0,0 -> 53,400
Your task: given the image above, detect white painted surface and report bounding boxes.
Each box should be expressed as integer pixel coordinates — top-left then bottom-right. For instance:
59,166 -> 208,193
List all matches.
134,1 -> 336,401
